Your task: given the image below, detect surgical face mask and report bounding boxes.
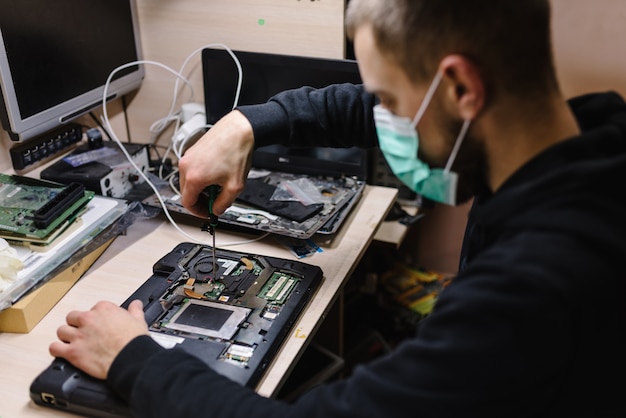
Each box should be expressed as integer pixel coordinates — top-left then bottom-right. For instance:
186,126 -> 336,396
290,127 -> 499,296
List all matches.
373,72 -> 470,205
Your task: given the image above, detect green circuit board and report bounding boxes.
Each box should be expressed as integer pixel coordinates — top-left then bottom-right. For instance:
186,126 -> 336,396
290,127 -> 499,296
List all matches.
0,174 -> 94,242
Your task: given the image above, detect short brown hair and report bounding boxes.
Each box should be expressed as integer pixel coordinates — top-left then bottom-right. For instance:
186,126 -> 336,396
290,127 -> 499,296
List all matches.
345,0 -> 560,100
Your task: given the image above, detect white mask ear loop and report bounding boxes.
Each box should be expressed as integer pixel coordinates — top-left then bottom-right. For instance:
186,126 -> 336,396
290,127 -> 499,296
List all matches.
444,118 -> 471,173
411,71 -> 444,127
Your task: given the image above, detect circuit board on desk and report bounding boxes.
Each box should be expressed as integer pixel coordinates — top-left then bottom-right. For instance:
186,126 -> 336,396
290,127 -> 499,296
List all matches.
30,241 -> 323,418
0,173 -> 94,243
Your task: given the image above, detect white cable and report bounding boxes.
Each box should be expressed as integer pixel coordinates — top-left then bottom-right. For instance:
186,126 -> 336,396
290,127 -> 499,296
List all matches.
176,43 -> 243,113
165,43 -> 243,163
102,60 -> 212,245
100,48 -> 255,248
171,112 -> 211,159
149,43 -> 243,148
149,43 -> 243,184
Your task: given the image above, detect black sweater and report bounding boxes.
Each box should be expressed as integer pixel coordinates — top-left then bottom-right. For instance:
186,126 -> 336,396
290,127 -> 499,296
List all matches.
108,87 -> 626,417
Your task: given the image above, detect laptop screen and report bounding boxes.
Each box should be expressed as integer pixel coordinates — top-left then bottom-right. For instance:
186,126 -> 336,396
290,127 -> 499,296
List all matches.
201,48 -> 367,180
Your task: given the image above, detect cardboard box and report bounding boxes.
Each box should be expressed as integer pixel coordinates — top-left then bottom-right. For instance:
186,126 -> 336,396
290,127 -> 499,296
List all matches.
0,238 -> 114,333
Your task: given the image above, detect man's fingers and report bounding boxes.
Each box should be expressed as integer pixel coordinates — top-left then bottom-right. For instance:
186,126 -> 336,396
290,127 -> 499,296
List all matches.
213,187 -> 239,215
49,341 -> 68,358
64,310 -> 84,327
127,299 -> 145,322
56,324 -> 78,343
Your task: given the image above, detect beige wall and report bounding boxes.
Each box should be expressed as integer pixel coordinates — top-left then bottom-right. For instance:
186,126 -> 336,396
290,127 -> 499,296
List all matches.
0,0 -> 624,271
552,0 -> 626,99
124,0 -> 347,146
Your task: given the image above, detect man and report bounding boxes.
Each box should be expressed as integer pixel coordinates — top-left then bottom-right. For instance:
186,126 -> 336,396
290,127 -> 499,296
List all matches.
51,0 -> 626,416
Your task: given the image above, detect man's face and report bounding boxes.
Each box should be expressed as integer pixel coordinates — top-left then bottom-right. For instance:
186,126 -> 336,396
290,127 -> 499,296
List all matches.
354,24 -> 445,164
353,24 -> 487,202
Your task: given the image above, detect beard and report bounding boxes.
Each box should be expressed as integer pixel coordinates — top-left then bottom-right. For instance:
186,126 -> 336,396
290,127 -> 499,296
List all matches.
418,113 -> 489,205
451,130 -> 488,204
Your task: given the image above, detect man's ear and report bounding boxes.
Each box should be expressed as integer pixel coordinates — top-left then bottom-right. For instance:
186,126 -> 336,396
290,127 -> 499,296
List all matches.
438,55 -> 485,120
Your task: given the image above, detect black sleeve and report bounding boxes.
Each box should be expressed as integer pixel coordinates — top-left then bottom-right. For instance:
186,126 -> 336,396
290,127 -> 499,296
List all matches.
107,253 -> 574,418
237,83 -> 378,149
106,232 -> 589,418
108,335 -> 291,418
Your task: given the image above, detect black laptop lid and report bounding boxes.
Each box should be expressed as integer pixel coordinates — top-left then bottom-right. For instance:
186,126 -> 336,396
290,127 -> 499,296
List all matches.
201,48 -> 367,180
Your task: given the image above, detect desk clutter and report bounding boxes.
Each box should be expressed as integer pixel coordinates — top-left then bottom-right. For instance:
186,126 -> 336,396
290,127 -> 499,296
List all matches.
0,173 -> 94,247
40,129 -> 150,199
0,173 -> 129,332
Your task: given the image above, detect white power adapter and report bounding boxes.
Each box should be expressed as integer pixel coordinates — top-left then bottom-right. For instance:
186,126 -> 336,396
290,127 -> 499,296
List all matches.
172,103 -> 206,154
180,102 -> 205,123
174,103 -> 206,144
174,113 -> 206,143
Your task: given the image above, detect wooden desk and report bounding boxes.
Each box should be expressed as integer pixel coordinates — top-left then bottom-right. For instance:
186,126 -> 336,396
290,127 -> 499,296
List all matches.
374,205 -> 420,248
0,184 -> 397,417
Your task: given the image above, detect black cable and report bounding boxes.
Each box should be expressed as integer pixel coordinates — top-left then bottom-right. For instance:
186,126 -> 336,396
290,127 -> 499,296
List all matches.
148,143 -> 163,161
88,112 -> 113,141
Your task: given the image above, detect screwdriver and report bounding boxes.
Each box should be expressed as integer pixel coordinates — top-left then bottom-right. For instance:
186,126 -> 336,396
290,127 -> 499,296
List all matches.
206,185 -> 220,281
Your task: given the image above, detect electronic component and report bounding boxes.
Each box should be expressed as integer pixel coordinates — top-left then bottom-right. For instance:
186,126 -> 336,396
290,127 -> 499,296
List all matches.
143,169 -> 365,239
0,174 -> 94,244
163,299 -> 251,340
9,124 -> 83,173
143,245 -> 313,373
40,141 -> 149,199
30,242 -> 324,417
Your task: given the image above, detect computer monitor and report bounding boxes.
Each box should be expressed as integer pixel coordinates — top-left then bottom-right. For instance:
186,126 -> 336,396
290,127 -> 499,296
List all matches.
0,0 -> 145,142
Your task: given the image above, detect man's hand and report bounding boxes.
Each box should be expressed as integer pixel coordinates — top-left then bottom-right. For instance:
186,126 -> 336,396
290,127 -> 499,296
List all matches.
178,110 -> 255,218
49,300 -> 149,380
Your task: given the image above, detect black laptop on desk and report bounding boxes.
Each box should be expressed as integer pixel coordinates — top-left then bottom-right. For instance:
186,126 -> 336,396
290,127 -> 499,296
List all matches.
143,49 -> 368,239
30,242 -> 323,417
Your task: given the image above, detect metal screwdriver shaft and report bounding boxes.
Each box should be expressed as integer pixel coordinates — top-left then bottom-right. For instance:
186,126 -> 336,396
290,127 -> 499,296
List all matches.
207,185 -> 219,281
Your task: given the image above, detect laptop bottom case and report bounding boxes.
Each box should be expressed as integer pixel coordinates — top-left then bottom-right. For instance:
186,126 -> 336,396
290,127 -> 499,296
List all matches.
30,242 -> 323,417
